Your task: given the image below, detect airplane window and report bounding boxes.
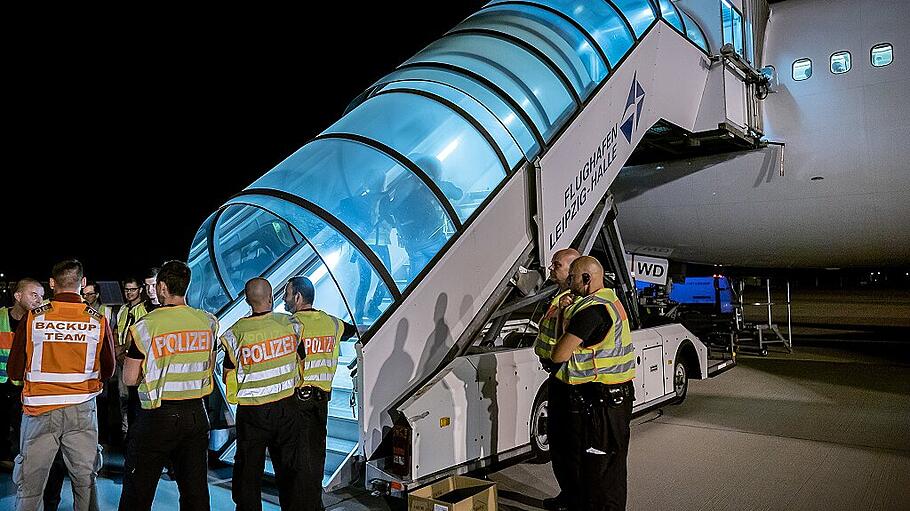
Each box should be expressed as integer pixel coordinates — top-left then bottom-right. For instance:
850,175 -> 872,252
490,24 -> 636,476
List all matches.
792,58 -> 812,81
830,51 -> 851,74
721,0 -> 744,56
871,43 -> 893,67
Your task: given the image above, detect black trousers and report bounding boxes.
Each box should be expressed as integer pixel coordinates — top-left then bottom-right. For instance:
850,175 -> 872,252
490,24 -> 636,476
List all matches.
119,398 -> 210,511
547,376 -> 573,500
0,380 -> 21,461
296,387 -> 329,511
565,382 -> 633,511
233,395 -> 308,511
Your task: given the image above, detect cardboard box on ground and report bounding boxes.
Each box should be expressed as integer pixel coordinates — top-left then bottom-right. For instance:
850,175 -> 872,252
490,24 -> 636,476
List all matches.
408,475 -> 497,511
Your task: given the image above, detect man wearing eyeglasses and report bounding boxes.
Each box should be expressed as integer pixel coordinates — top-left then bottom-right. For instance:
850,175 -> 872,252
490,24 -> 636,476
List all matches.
82,282 -> 113,327
114,278 -> 149,442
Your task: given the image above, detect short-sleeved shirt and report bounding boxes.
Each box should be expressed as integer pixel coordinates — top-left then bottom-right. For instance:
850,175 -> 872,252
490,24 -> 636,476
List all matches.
565,305 -> 613,348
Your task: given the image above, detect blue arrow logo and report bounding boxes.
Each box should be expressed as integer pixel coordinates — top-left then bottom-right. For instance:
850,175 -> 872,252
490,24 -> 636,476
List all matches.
620,72 -> 646,144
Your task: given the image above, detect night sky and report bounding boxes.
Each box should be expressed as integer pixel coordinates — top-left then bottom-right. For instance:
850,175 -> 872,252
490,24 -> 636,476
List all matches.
4,3 -> 487,283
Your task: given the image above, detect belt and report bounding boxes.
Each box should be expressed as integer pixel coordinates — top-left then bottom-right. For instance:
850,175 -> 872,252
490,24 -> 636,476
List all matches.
295,386 -> 330,402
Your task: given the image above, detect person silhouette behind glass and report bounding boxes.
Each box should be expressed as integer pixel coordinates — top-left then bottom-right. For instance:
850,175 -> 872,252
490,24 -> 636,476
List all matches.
339,185 -> 391,324
379,155 -> 461,281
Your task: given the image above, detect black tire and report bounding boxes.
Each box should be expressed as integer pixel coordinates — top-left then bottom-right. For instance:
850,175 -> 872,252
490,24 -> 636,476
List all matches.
672,355 -> 689,404
529,384 -> 551,463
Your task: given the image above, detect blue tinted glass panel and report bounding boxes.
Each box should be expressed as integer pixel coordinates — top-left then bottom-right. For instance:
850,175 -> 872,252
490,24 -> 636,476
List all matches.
325,92 -> 507,221
187,213 -> 231,313
610,0 -> 656,38
871,43 -> 893,67
489,0 -> 634,66
377,80 -> 524,168
475,4 -> 607,94
721,0 -> 743,55
657,0 -> 684,32
250,138 -> 454,288
213,205 -> 299,297
679,10 -> 708,52
406,33 -> 574,140
461,9 -> 598,98
228,196 -> 392,327
375,67 -> 540,158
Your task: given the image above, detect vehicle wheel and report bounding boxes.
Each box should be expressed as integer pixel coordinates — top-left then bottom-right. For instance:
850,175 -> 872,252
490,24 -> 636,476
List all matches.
529,385 -> 551,463
673,357 -> 689,404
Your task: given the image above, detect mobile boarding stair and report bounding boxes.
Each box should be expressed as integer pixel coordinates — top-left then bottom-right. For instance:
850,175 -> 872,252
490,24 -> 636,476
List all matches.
186,0 -> 766,493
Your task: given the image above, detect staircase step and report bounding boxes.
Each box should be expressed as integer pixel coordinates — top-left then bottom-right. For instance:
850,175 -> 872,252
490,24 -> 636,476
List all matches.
327,415 -> 359,443
327,436 -> 357,455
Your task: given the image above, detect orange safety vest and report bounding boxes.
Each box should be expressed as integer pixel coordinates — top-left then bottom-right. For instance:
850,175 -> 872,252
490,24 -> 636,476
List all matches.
21,300 -> 106,416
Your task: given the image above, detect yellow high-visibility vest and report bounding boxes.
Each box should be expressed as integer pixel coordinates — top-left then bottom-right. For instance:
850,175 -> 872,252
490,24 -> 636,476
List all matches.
556,288 -> 636,385
533,290 -> 575,360
292,310 -> 343,393
220,313 -> 301,406
116,301 -> 149,347
0,307 -> 14,384
130,305 -> 217,409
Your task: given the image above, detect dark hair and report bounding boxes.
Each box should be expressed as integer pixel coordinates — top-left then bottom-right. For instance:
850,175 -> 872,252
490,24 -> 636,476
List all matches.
287,276 -> 314,305
157,260 -> 191,297
122,276 -> 140,287
84,280 -> 99,292
51,260 -> 83,289
144,267 -> 160,281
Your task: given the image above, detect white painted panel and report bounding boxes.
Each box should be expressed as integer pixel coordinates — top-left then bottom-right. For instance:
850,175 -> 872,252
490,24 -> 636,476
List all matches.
724,68 -> 747,129
360,170 -> 532,457
641,347 -> 665,403
538,24 -> 710,265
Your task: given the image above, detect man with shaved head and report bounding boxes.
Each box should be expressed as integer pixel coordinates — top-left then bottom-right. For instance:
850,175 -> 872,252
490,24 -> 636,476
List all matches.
551,256 -> 636,511
220,277 -> 310,509
533,248 -> 580,511
0,278 -> 45,469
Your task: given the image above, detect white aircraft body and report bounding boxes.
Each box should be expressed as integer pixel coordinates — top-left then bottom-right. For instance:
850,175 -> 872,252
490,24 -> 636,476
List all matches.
614,0 -> 910,268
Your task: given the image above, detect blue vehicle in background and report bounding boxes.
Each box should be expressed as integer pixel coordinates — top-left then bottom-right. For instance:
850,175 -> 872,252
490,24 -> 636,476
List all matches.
636,275 -> 737,349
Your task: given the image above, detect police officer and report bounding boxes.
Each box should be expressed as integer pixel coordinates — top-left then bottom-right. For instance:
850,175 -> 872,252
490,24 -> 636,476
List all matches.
551,257 -> 636,511
120,260 -> 217,511
7,260 -> 115,511
533,248 -> 580,511
220,278 -> 307,510
283,276 -> 356,511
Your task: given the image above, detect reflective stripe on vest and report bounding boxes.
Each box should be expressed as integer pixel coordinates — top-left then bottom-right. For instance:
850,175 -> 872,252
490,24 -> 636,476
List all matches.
117,302 -> 149,347
557,288 -> 636,385
220,313 -> 301,406
533,290 -> 574,360
293,310 -> 343,393
0,308 -> 14,383
130,305 -> 217,410
21,301 -> 105,415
